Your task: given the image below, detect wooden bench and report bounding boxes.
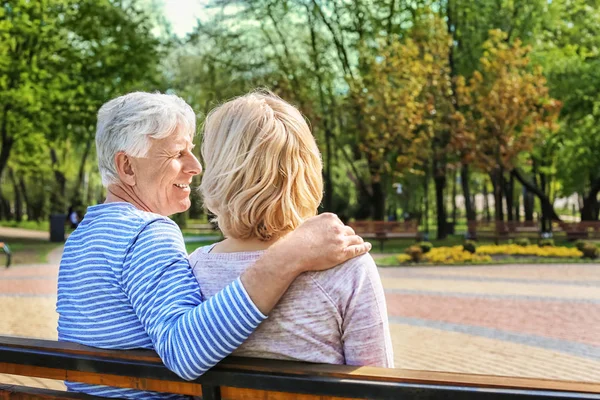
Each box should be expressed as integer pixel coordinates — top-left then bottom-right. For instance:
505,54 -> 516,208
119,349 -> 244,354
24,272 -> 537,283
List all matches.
553,221 -> 600,241
349,221 -> 421,251
0,242 -> 11,268
467,221 -> 540,243
0,336 -> 598,399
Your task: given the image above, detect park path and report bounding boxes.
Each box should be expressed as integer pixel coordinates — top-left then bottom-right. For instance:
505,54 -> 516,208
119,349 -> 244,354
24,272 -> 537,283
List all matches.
0,235 -> 598,389
0,226 -> 49,241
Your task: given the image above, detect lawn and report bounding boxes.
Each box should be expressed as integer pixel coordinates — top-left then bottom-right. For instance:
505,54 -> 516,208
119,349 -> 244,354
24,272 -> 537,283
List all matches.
3,238 -> 62,265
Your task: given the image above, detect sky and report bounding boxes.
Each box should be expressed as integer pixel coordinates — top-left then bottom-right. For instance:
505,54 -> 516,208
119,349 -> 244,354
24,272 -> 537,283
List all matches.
161,0 -> 209,37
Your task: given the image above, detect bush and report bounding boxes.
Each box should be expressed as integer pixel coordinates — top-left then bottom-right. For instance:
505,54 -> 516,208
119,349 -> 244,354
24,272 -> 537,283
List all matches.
463,240 -> 477,254
574,240 -> 587,251
580,243 -> 599,259
538,238 -> 555,247
405,245 -> 424,263
396,254 -> 412,264
425,246 -> 492,264
515,238 -> 531,247
418,241 -> 433,253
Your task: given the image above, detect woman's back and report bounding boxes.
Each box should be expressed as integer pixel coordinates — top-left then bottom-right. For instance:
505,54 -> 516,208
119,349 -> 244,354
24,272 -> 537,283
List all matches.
190,246 -> 394,367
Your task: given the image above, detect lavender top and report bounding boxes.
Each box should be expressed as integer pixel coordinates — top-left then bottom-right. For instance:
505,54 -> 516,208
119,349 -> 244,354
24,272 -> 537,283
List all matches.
189,245 -> 394,367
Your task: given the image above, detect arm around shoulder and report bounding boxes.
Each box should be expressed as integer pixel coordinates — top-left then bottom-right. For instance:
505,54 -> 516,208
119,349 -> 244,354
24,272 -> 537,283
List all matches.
122,219 -> 266,380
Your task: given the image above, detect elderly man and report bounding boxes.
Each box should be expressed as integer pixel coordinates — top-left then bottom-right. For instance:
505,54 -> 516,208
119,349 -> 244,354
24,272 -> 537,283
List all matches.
56,92 -> 370,399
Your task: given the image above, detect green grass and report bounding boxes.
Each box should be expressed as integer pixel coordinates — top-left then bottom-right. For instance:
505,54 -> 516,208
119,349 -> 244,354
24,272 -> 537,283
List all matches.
0,220 -> 49,231
3,238 -> 61,265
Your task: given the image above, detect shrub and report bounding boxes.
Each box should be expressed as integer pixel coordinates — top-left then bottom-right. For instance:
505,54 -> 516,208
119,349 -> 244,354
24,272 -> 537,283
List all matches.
463,240 -> 477,254
580,243 -> 599,259
574,240 -> 587,251
418,241 -> 433,253
424,246 -> 492,264
405,245 -> 424,262
538,238 -> 555,247
476,244 -> 582,258
396,254 -> 412,264
515,238 -> 531,247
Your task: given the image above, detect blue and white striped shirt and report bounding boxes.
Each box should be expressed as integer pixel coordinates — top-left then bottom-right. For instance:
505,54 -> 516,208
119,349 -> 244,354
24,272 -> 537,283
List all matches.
57,202 -> 266,399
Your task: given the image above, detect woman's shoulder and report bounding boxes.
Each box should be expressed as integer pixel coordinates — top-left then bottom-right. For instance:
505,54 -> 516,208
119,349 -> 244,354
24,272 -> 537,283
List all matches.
310,253 -> 379,293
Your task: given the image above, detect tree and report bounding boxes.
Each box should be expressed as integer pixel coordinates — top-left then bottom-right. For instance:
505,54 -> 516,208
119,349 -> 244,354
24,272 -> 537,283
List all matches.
454,30 -> 561,224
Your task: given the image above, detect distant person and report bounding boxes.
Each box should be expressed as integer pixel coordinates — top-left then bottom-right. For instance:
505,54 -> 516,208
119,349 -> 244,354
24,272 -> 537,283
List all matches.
67,206 -> 80,229
190,91 -> 394,367
57,92 -> 372,399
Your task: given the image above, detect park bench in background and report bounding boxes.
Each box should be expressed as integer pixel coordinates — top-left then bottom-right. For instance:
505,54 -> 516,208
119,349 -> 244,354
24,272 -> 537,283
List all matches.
349,221 -> 421,251
553,221 -> 600,241
0,336 -> 598,399
467,221 -> 540,243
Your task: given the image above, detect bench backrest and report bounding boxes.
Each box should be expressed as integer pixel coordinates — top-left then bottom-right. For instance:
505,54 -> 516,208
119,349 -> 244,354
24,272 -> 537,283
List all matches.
0,336 -> 599,399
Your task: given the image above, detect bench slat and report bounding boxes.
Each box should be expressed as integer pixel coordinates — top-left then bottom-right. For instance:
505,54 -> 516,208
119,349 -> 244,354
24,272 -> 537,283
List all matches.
1,336 -> 599,399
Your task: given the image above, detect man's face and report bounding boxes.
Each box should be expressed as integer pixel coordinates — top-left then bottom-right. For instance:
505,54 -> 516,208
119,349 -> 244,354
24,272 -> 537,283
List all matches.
129,131 -> 202,216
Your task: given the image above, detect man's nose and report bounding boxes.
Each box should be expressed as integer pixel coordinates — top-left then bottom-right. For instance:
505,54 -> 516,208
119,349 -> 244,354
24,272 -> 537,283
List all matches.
185,153 -> 202,176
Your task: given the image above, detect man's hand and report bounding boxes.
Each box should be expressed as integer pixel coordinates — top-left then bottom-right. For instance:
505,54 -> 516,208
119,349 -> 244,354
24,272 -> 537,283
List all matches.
268,213 -> 371,274
241,213 -> 371,314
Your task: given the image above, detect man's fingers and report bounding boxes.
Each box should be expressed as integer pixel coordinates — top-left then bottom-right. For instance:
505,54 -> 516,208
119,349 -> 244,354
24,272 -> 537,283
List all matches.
344,242 -> 371,260
344,233 -> 365,246
342,225 -> 356,236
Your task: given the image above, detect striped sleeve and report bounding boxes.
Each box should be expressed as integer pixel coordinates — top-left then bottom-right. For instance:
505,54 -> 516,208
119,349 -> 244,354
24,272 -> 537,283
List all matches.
121,219 -> 266,380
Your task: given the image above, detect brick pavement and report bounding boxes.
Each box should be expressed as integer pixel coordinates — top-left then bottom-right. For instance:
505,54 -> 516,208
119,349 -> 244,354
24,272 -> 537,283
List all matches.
0,254 -> 599,390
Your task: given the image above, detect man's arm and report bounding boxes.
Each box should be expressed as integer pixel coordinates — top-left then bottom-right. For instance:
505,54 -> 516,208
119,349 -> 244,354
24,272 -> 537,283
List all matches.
123,213 -> 369,380
241,213 -> 371,313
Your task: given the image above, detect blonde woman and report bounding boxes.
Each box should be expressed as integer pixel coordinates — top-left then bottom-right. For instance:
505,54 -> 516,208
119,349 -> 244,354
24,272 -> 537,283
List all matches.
189,91 -> 394,367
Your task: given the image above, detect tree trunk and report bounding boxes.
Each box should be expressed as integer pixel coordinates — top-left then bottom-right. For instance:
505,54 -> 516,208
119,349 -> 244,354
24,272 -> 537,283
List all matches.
452,169 -> 457,224
0,105 -> 14,181
8,168 -> 22,222
423,173 -> 430,236
505,173 -> 514,221
523,186 -> 534,221
72,138 -> 93,206
483,180 -> 491,222
18,175 -> 35,221
490,169 -> 504,221
580,178 -> 600,221
434,174 -> 447,240
50,148 -> 67,213
461,164 -> 475,220
511,168 -> 560,222
371,181 -> 385,220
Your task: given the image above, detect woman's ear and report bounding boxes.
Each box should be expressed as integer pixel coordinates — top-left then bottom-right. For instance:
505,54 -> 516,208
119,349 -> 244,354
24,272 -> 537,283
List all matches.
114,152 -> 136,186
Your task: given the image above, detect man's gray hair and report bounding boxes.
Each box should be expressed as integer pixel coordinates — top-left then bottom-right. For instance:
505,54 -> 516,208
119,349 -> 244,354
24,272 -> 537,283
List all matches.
96,92 -> 196,187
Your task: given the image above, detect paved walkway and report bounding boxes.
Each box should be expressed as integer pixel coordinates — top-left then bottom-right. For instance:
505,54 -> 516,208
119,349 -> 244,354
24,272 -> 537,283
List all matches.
0,254 -> 598,389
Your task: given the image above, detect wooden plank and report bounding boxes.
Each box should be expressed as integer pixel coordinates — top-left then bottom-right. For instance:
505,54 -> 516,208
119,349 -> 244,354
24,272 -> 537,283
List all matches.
0,384 -> 103,399
1,336 -> 600,397
0,363 -> 201,396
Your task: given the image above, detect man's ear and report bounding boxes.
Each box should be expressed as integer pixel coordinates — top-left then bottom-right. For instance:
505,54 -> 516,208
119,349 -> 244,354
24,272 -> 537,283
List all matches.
114,152 -> 136,186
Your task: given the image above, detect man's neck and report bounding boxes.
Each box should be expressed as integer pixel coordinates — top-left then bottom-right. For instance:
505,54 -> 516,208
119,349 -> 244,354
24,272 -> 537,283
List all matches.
105,184 -> 152,213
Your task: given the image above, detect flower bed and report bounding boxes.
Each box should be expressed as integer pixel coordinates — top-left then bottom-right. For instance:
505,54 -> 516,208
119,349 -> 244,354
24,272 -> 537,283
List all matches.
393,243 -> 586,265
476,244 -> 582,258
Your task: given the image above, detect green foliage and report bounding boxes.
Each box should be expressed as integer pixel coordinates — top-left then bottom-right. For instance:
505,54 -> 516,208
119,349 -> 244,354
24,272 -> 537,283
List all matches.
515,238 -> 531,247
538,238 -> 555,247
574,240 -> 588,252
418,241 -> 433,254
580,243 -> 599,259
463,240 -> 477,254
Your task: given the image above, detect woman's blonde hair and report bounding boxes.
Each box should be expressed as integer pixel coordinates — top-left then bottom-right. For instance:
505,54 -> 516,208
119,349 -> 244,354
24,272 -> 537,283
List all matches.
200,91 -> 323,241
